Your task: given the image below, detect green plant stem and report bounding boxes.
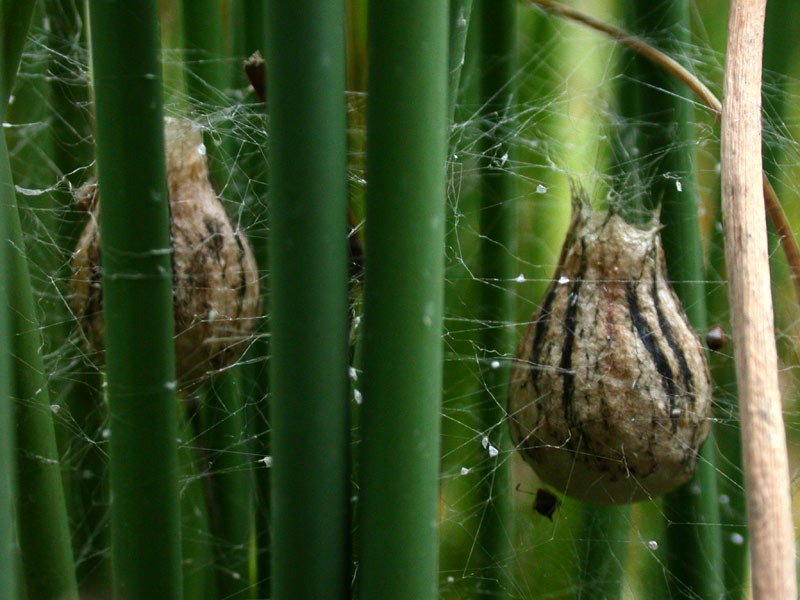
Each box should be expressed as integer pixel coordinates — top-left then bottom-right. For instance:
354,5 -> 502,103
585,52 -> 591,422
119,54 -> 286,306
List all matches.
183,5 -> 257,594
0,7 -> 16,595
473,1 -> 516,596
359,3 -> 448,599
235,1 -> 272,590
577,505 -> 630,600
203,373 -> 252,598
182,0 -> 229,187
618,2 -> 722,598
180,404 -> 218,600
2,0 -> 36,97
6,148 -> 79,600
88,1 -> 182,598
2,4 -> 79,598
448,0 -> 473,121
265,3 -> 349,598
706,187 -> 747,600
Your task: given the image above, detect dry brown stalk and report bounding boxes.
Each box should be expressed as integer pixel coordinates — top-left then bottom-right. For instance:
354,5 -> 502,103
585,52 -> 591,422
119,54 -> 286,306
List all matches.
720,0 -> 796,598
525,0 -> 800,304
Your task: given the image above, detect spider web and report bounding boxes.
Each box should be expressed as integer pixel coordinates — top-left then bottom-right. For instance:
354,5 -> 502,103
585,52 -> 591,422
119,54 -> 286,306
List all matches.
6,1 -> 800,599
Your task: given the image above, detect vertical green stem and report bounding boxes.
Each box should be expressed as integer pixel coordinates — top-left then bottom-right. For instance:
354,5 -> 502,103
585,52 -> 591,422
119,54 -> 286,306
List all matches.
448,0 -> 473,121
88,2 -> 182,598
359,3 -> 448,599
182,0 -> 229,188
577,506 -> 630,600
3,4 -> 79,598
621,2 -> 722,597
6,142 -> 79,600
706,189 -> 747,600
2,0 -> 36,97
183,3 -> 255,595
0,8 -> 16,596
475,1 -> 516,596
265,3 -> 349,598
203,373 -> 252,598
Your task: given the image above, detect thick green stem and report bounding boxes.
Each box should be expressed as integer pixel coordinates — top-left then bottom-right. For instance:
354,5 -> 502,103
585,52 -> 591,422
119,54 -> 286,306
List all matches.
265,3 -> 350,598
88,1 -> 182,597
359,3 -> 448,599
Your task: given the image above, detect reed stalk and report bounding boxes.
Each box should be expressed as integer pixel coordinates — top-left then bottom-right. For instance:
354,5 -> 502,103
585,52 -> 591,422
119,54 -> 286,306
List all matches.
448,0 -> 473,121
359,2 -> 448,598
87,1 -> 182,597
0,11 -> 16,594
182,3 -> 255,596
265,3 -> 350,598
474,1 -> 516,596
720,1 -> 796,597
3,3 -> 79,597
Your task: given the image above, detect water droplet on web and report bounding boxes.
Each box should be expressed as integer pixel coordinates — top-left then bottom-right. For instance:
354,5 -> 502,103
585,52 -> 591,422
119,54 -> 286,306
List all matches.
447,576 -> 455,583
260,456 -> 273,468
197,143 -> 207,156
232,572 -> 241,580
207,309 -> 218,323
646,540 -> 659,551
165,380 -> 177,391
515,273 -> 526,283
536,184 -> 547,194
675,180 -> 683,192
348,367 -> 358,381
490,360 -> 501,370
730,533 -> 744,545
353,389 -> 363,405
500,152 -> 509,166
481,435 -> 489,449
102,428 -> 111,439
488,444 -> 499,457
558,276 -> 570,285
353,315 -> 361,328
460,467 -> 470,476
50,404 -> 61,414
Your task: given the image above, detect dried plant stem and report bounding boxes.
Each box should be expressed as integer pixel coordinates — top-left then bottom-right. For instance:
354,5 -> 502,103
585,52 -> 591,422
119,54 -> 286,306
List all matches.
720,1 -> 796,599
524,0 -> 800,304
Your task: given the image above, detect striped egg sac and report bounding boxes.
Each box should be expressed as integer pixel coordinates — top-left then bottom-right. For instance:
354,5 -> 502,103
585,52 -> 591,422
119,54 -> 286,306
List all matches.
508,190 -> 711,504
71,118 -> 261,390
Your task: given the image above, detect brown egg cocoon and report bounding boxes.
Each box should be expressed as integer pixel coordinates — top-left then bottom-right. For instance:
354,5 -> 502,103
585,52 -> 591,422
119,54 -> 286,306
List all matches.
71,117 -> 261,389
508,191 -> 711,504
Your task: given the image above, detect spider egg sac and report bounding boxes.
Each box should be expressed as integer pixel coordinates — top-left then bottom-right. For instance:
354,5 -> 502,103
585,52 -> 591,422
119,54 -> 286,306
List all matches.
71,117 -> 261,388
508,191 -> 711,504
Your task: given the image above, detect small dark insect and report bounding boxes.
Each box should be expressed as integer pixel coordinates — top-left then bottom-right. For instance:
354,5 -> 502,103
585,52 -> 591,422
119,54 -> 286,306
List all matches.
515,483 -> 561,521
706,324 -> 727,351
533,488 -> 560,521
